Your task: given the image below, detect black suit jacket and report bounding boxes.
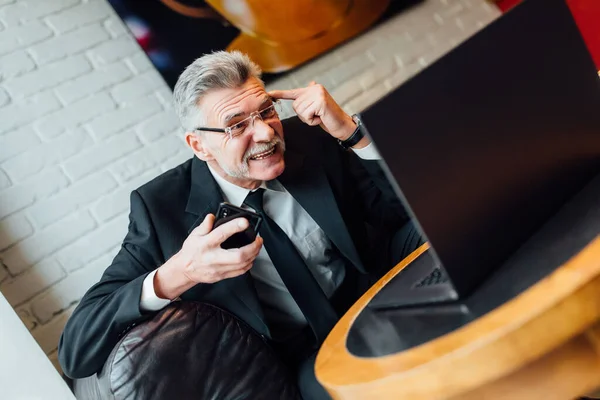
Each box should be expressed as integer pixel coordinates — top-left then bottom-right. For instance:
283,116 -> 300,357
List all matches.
58,117 -> 408,379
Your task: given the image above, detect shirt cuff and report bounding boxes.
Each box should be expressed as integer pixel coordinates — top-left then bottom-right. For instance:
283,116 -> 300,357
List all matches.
140,269 -> 172,312
351,142 -> 382,160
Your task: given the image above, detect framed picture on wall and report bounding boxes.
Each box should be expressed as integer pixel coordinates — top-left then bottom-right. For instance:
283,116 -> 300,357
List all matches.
107,0 -> 420,88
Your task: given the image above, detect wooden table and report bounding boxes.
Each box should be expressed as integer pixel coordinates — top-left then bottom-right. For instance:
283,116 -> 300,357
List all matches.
315,238 -> 600,399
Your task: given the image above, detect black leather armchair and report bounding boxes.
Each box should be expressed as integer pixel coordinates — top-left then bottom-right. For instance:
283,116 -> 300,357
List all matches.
71,302 -> 301,400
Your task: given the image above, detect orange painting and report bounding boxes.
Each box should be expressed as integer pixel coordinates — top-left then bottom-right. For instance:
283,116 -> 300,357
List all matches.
108,0 -> 419,87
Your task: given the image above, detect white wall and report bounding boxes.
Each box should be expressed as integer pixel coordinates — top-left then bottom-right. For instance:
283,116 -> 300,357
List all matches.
0,0 -> 499,372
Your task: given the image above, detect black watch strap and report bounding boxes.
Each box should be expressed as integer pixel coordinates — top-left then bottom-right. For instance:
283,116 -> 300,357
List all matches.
337,114 -> 364,150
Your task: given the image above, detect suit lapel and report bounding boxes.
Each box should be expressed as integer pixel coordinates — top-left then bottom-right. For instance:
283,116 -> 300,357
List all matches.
185,157 -> 223,234
185,157 -> 270,336
278,150 -> 365,271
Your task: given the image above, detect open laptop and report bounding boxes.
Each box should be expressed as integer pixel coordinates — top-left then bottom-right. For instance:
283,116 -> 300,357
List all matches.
363,0 -> 600,309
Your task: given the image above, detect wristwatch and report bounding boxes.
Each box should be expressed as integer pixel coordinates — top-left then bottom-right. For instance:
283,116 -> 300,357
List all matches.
337,114 -> 364,150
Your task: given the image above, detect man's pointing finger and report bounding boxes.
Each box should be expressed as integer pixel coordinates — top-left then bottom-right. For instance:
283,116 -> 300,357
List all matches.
268,88 -> 301,100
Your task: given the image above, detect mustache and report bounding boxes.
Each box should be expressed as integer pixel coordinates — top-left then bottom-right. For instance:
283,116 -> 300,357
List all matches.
243,137 -> 285,162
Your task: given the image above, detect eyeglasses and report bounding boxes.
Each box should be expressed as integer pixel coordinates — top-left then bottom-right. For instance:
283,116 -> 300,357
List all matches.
194,101 -> 280,140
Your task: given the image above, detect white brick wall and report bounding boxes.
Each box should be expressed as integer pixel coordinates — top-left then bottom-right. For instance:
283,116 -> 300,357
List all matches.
0,21 -> 53,54
0,0 -> 499,373
3,54 -> 92,99
0,50 -> 36,79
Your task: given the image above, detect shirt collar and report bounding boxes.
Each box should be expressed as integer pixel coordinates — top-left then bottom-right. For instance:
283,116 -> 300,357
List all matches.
206,163 -> 284,207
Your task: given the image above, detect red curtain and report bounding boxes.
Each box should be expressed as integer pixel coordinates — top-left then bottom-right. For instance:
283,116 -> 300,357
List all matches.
494,0 -> 600,69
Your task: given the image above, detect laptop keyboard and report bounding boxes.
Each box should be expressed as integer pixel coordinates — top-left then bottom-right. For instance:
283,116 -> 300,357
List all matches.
413,267 -> 449,288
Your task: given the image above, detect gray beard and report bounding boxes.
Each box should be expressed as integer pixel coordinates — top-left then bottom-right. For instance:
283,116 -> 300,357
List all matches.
221,137 -> 286,179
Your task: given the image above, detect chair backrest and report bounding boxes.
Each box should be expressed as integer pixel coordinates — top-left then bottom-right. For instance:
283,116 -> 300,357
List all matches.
84,302 -> 300,399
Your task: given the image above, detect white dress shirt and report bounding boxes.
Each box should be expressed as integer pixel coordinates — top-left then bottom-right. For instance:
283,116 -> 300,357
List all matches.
140,142 -> 381,327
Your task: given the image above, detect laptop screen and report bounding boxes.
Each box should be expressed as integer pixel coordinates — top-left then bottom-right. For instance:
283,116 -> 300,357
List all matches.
360,0 -> 600,296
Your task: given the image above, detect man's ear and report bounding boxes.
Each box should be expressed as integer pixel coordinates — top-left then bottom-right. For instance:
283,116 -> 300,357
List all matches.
185,131 -> 214,161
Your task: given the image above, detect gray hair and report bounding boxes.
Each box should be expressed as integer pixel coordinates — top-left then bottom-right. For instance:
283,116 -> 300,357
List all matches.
173,51 -> 263,131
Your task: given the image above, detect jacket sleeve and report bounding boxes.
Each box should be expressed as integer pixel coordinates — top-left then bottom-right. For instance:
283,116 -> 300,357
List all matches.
58,190 -> 165,379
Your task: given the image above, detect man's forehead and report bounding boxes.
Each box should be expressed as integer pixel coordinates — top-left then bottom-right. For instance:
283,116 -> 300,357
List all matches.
202,80 -> 269,122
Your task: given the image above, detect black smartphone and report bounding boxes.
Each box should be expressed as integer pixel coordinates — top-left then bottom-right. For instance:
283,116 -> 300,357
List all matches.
213,202 -> 263,249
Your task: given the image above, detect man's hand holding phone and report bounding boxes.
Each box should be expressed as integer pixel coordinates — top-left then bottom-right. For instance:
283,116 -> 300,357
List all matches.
153,213 -> 262,300
179,214 -> 263,284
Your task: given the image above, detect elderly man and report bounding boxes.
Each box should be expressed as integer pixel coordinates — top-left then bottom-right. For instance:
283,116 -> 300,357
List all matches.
59,51 -> 422,399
